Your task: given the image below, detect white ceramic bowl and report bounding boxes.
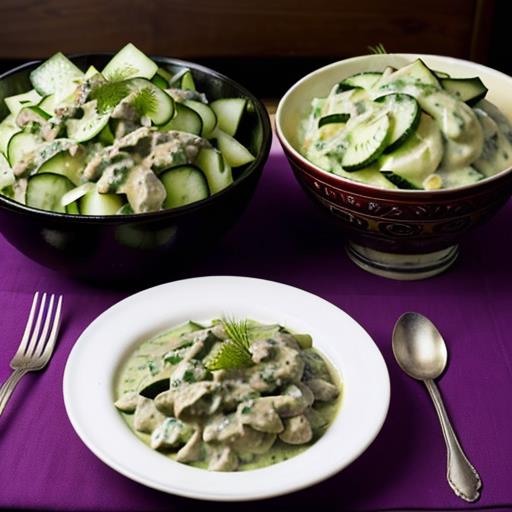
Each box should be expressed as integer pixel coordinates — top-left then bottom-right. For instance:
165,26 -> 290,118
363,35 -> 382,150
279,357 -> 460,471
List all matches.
63,276 -> 390,501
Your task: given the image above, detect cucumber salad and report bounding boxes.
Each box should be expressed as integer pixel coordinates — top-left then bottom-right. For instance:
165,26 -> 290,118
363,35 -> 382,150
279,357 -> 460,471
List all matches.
302,59 -> 512,190
0,43 -> 256,214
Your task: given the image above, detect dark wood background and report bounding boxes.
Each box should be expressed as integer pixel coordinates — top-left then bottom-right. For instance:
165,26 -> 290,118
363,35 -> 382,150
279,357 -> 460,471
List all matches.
0,0 -> 505,100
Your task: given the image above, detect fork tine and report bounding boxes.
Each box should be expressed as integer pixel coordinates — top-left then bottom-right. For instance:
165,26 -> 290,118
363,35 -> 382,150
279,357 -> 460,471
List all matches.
40,295 -> 63,364
25,292 -> 47,357
14,292 -> 39,358
34,294 -> 55,359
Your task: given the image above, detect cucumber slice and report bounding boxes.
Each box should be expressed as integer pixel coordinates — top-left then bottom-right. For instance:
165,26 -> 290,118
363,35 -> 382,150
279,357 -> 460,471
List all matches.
151,74 -> 168,90
318,113 -> 350,128
61,182 -> 94,206
66,201 -> 80,214
117,203 -> 134,215
195,148 -> 233,194
337,72 -> 383,92
38,94 -> 58,115
161,165 -> 209,208
102,43 -> 158,81
16,106 -> 51,129
7,131 -> 41,166
66,101 -> 110,142
437,167 -> 484,188
156,67 -> 173,82
183,100 -> 217,137
214,128 -> 255,167
0,114 -> 21,155
180,70 -> 196,91
26,173 -> 75,212
85,65 -> 102,79
29,52 -> 84,98
37,150 -> 85,186
79,187 -> 124,215
4,89 -> 42,115
210,98 -> 247,137
341,114 -> 390,171
433,70 -> 450,79
126,78 -> 175,125
158,102 -> 202,135
0,153 -> 14,189
333,165 -> 398,189
440,77 -> 488,106
379,114 -> 443,188
375,93 -> 420,153
381,171 -> 419,189
374,59 -> 441,96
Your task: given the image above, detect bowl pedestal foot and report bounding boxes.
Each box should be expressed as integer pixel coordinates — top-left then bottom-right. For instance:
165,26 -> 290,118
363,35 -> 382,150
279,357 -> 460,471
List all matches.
345,242 -> 459,280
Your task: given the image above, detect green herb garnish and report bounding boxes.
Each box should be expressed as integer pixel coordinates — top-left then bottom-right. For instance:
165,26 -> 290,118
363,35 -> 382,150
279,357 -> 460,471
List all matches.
368,43 -> 387,55
131,87 -> 158,117
89,81 -> 131,114
204,317 -> 254,371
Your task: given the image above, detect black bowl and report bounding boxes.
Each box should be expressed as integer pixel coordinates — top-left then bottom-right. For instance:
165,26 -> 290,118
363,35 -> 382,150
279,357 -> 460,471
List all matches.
0,54 -> 272,284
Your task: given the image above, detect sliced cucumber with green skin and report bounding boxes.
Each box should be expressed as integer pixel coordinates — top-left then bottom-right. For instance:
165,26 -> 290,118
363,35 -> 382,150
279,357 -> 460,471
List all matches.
374,59 -> 441,96
333,165 -> 398,189
378,114 -> 443,188
126,78 -> 175,125
156,67 -> 173,82
4,89 -> 42,115
79,187 -> 124,215
210,98 -> 247,137
151,74 -> 168,90
375,93 -> 420,153
38,94 -> 58,115
66,101 -> 110,142
318,113 -> 350,128
341,114 -> 390,171
195,148 -> 233,194
161,165 -> 209,208
29,52 -> 84,98
102,43 -> 158,81
7,131 -> 41,166
16,106 -> 51,128
37,150 -> 84,186
180,70 -> 196,91
337,72 -> 383,92
214,128 -> 255,167
65,201 -> 80,214
85,65 -> 102,79
440,77 -> 488,106
158,103 -> 202,135
26,173 -> 75,212
0,114 -> 21,155
183,100 -> 217,137
381,171 -> 419,189
437,167 -> 484,188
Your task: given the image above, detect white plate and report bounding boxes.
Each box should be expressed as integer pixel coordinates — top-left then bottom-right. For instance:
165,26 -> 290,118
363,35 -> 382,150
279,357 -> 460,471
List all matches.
63,276 -> 390,501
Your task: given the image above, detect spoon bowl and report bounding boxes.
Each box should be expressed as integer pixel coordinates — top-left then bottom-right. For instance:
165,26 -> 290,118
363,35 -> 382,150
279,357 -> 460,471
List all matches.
392,312 -> 448,380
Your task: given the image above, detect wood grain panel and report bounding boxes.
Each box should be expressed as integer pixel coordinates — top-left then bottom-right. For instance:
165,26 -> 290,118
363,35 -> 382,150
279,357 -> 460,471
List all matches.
0,0 -> 491,61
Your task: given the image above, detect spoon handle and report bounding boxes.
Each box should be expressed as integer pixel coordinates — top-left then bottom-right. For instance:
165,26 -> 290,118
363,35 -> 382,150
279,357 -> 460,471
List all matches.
424,379 -> 482,502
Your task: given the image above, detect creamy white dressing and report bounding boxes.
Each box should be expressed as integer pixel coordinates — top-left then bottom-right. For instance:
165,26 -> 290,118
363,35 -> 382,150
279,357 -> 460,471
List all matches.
302,64 -> 512,190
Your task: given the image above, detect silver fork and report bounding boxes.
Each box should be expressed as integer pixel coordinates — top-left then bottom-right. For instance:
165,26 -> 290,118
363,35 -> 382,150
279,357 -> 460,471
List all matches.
0,292 -> 63,416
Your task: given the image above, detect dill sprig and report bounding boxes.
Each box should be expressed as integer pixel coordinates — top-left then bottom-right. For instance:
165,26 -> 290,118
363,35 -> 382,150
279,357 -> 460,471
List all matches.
204,317 -> 253,371
368,43 -> 387,55
131,87 -> 158,117
106,65 -> 139,82
89,81 -> 131,113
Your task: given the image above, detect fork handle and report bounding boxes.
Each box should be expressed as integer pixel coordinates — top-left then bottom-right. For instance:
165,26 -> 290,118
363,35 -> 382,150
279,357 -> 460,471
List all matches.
0,369 -> 27,416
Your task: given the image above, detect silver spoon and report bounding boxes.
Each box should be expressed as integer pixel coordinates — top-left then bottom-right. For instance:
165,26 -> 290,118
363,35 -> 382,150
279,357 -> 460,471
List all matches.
392,312 -> 482,502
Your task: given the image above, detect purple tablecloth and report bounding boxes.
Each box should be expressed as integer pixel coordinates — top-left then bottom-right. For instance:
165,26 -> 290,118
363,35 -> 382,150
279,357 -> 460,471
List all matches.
1,138 -> 511,511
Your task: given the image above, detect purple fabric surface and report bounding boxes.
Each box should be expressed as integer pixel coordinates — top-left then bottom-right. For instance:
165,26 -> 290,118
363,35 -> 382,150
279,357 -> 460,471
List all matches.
0,138 -> 511,511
